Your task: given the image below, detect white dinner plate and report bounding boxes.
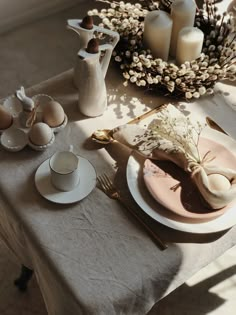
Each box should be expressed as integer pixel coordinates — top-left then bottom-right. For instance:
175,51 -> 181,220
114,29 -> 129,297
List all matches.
35,155 -> 97,204
126,127 -> 236,234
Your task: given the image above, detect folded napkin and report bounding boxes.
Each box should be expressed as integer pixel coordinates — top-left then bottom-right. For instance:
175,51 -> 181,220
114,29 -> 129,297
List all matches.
113,104 -> 236,210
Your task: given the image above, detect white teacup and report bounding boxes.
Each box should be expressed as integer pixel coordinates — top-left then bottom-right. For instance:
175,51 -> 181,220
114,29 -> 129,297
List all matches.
49,150 -> 79,191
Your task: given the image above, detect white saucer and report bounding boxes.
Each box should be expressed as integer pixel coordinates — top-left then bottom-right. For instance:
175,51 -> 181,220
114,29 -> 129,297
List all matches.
35,155 -> 97,204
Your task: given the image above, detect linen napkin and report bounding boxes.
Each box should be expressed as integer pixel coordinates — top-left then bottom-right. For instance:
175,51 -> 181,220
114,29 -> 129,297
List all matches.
113,104 -> 236,210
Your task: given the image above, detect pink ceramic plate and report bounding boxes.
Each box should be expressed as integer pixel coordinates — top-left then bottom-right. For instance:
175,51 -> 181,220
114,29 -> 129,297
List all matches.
143,137 -> 236,223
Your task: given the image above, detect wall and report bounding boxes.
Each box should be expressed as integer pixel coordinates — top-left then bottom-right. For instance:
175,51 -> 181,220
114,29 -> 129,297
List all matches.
0,0 -> 80,33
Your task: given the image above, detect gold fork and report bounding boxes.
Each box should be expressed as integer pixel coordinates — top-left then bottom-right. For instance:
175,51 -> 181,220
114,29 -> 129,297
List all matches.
97,174 -> 168,250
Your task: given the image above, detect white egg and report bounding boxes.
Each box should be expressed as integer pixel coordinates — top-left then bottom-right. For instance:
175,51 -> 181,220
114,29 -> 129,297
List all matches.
42,101 -> 65,127
29,122 -> 53,146
208,173 -> 231,191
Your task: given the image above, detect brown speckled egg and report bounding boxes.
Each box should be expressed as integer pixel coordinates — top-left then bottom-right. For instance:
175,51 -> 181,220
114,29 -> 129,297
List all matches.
0,105 -> 13,130
42,100 -> 65,127
29,122 -> 53,146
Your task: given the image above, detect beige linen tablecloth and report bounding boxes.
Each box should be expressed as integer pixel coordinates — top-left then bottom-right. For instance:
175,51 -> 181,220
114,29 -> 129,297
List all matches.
1,69 -> 236,315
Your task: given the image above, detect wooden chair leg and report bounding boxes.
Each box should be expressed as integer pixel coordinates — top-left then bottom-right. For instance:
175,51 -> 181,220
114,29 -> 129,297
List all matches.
14,265 -> 34,292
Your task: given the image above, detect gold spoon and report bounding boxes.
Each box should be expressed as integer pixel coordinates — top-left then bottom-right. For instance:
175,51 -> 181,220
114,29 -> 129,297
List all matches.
206,117 -> 229,136
91,129 -> 115,144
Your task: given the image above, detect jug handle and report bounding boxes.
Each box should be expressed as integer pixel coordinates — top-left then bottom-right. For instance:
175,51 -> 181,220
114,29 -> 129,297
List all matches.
95,26 -> 120,78
67,20 -> 120,48
98,44 -> 114,78
95,26 -> 120,49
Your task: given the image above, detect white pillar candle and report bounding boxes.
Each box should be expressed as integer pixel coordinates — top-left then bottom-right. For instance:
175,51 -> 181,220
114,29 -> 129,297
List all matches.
143,10 -> 173,61
170,0 -> 197,57
176,26 -> 204,65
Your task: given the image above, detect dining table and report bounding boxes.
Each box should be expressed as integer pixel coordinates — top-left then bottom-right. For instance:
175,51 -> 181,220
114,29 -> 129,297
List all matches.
1,48 -> 236,315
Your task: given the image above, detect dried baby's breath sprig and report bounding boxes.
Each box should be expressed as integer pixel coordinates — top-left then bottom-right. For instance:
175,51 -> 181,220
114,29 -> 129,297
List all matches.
137,106 -> 205,163
90,0 -> 236,100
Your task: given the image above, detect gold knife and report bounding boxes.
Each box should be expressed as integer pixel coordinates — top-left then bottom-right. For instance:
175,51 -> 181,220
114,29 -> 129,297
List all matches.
206,117 -> 229,136
127,103 -> 168,125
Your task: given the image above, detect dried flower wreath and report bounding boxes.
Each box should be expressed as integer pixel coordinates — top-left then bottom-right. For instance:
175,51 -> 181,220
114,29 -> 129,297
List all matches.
89,0 -> 236,99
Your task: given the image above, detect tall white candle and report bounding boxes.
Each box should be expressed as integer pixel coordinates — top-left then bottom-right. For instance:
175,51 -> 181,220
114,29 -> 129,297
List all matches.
176,26 -> 204,65
170,0 -> 197,57
143,10 -> 173,61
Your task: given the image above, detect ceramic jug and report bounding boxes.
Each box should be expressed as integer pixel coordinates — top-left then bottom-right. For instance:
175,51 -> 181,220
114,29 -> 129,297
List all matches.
67,16 -> 119,88
76,39 -> 114,117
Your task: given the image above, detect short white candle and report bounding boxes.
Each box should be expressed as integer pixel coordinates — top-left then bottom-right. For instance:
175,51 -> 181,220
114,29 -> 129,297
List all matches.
176,26 -> 204,65
170,0 -> 197,57
143,10 -> 173,61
